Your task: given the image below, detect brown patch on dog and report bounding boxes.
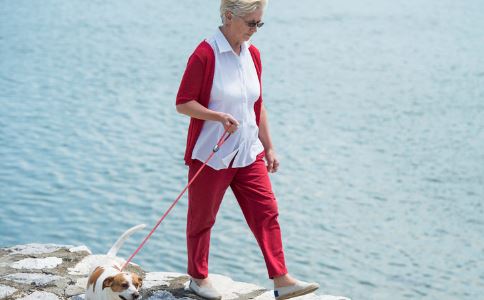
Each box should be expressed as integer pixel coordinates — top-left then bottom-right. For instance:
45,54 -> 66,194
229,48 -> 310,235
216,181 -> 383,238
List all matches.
132,273 -> 143,289
87,267 -> 104,292
104,273 -> 130,292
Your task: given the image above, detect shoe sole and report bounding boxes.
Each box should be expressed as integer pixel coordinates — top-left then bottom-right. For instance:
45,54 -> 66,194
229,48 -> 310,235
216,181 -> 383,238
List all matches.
189,288 -> 222,300
275,285 -> 319,300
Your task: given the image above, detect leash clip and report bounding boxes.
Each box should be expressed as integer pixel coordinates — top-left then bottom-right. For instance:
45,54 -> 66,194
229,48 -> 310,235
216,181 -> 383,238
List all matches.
213,144 -> 220,152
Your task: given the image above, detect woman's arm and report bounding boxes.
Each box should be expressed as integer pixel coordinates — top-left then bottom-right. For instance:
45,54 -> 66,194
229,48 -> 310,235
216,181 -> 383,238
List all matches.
176,100 -> 239,133
258,104 -> 279,173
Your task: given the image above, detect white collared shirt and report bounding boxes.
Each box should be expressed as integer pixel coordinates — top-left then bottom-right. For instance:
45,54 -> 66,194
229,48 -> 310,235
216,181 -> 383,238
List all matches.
191,28 -> 264,170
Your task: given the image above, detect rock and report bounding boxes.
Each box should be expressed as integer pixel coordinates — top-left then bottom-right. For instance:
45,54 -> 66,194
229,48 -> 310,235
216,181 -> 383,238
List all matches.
64,283 -> 85,298
0,244 -> 351,300
143,272 -> 185,289
3,273 -> 62,286
18,291 -> 60,300
191,274 -> 266,300
6,244 -> 73,256
68,247 -> 91,255
0,284 -> 17,299
254,291 -> 350,300
11,257 -> 63,270
146,290 -> 193,300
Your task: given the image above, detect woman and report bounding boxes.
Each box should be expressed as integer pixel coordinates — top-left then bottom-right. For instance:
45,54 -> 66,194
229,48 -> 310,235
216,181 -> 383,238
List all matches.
175,1 -> 319,299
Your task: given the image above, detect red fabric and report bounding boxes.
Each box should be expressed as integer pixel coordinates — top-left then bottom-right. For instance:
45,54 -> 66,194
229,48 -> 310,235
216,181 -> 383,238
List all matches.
176,41 -> 263,166
186,152 -> 288,279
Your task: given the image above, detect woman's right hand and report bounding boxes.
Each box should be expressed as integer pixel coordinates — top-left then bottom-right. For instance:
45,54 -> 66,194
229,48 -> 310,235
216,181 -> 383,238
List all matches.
218,112 -> 239,133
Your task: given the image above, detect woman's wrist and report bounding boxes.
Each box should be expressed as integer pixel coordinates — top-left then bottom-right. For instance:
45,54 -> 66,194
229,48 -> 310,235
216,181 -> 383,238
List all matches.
206,110 -> 229,124
211,111 -> 224,122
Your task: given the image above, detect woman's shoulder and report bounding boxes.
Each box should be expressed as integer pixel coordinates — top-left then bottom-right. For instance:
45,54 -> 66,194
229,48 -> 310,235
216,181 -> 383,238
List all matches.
190,40 -> 215,62
248,43 -> 260,54
247,43 -> 261,60
247,43 -> 262,69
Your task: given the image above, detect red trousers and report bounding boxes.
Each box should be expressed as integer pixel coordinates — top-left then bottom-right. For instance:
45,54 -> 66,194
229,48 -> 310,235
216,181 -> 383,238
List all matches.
186,152 -> 288,279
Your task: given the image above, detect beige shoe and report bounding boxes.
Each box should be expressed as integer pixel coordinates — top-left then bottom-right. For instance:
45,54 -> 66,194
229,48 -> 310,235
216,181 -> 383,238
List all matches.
189,279 -> 222,300
274,280 -> 320,300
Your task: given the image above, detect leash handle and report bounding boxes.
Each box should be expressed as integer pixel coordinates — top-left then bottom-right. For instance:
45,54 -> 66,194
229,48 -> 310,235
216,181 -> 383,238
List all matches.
213,129 -> 231,152
120,129 -> 231,271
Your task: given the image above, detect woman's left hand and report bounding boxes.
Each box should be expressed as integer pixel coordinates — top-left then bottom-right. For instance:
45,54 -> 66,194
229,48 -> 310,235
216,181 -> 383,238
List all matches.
265,149 -> 279,173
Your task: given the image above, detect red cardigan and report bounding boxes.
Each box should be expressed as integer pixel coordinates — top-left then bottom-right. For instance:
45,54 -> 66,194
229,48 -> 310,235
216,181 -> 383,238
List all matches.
176,40 -> 263,166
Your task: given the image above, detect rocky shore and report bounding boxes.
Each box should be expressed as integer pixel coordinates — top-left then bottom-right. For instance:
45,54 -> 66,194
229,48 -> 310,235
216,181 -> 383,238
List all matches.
0,244 -> 350,300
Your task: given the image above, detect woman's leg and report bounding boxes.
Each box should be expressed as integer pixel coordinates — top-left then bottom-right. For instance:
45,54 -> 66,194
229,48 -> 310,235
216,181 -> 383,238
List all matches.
230,154 -> 320,298
230,153 -> 288,279
187,160 -> 235,279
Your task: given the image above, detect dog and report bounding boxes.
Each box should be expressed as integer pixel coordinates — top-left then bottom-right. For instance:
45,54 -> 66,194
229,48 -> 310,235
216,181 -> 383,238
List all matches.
85,224 -> 146,300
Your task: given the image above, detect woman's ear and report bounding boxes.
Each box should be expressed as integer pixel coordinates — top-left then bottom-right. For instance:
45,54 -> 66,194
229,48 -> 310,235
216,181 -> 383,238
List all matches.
225,11 -> 232,23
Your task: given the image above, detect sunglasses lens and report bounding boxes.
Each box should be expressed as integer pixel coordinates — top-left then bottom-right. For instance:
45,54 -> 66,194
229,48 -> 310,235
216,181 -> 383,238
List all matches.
247,21 -> 264,28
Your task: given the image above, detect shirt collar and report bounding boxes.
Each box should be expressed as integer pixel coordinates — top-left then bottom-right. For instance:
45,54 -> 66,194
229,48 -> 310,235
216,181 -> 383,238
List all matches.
214,27 -> 249,54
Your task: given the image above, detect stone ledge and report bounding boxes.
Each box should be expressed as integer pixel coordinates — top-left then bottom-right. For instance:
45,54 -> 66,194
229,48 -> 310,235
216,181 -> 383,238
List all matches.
0,244 -> 350,300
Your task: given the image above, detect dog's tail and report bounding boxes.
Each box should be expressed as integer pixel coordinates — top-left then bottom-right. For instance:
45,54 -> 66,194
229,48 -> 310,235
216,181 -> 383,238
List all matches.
107,224 -> 146,257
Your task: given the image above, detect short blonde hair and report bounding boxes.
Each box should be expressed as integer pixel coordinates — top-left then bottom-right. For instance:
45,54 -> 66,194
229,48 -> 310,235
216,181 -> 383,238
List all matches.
220,0 -> 268,23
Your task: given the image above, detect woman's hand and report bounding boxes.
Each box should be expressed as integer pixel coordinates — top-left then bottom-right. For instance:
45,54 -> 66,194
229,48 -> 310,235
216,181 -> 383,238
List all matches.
218,112 -> 239,133
176,101 -> 239,133
265,148 -> 279,173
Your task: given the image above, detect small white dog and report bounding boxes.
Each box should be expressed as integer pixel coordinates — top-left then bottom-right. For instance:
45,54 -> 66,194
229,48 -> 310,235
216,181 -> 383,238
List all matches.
85,224 -> 146,300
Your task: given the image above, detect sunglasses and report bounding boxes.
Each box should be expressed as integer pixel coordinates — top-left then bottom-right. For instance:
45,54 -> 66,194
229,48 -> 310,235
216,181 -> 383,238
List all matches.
235,15 -> 264,28
244,20 -> 264,28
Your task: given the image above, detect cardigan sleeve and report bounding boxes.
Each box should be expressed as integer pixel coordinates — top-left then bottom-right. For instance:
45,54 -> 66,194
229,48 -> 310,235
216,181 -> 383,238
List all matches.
176,53 -> 204,105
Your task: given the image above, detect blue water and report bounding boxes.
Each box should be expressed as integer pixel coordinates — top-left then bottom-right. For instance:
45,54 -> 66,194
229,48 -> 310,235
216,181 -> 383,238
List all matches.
1,1 -> 483,299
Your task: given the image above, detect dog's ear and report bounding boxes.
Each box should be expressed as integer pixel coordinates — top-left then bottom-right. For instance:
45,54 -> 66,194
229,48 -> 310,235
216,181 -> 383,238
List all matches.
87,267 -> 104,292
103,276 -> 114,290
132,273 -> 143,289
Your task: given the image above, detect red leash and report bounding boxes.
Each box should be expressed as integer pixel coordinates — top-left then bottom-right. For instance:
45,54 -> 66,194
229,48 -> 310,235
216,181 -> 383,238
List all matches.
120,129 -> 232,271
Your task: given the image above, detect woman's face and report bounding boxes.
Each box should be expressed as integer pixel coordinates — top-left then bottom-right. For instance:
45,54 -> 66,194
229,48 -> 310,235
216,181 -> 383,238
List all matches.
230,7 -> 264,42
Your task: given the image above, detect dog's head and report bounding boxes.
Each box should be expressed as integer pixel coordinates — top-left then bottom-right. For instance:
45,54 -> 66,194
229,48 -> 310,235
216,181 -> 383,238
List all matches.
102,272 -> 143,300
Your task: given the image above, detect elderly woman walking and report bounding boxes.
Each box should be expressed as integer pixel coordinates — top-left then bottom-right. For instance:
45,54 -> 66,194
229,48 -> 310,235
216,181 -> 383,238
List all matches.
175,1 -> 319,299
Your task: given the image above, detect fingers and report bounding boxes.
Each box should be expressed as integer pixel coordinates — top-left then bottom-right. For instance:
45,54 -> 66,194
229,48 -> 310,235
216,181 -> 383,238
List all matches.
272,159 -> 279,173
224,122 -> 238,133
222,114 -> 239,133
227,115 -> 239,127
265,155 -> 279,173
267,160 -> 274,173
267,159 -> 279,173
229,123 -> 238,133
